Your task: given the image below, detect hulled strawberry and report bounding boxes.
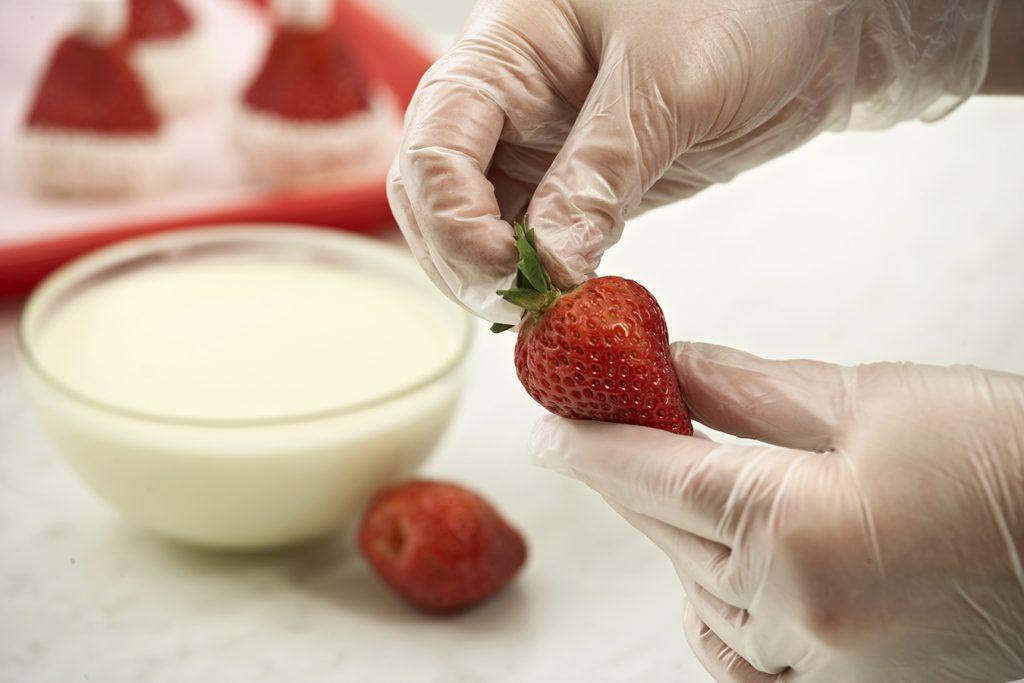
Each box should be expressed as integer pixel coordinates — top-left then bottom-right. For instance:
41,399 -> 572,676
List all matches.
494,221 -> 692,435
126,0 -> 194,42
26,37 -> 160,135
358,480 -> 527,613
242,24 -> 370,122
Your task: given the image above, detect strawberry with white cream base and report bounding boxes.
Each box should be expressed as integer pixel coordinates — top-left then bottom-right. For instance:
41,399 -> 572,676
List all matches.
20,0 -> 166,197
233,0 -> 398,188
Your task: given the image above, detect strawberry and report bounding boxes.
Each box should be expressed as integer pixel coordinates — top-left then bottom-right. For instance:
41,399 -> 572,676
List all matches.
358,480 -> 527,613
126,0 -> 195,42
243,25 -> 370,121
26,35 -> 161,134
494,220 -> 692,435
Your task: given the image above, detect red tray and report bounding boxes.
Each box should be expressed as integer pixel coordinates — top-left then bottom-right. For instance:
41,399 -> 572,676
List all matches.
0,0 -> 433,297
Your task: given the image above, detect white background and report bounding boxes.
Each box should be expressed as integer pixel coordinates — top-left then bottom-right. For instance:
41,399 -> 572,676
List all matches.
379,0 -> 476,33
1,1 -> 1023,681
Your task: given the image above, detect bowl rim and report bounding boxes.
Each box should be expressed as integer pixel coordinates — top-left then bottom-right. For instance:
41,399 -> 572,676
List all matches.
17,224 -> 475,428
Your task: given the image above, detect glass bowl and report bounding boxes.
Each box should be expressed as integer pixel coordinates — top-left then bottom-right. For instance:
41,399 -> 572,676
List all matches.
18,225 -> 473,550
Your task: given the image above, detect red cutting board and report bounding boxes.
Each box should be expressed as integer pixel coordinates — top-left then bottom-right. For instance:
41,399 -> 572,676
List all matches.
0,0 -> 434,296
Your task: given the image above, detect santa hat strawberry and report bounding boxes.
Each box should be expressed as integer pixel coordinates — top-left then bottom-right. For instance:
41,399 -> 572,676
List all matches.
21,0 -> 167,197
233,0 -> 400,189
126,0 -> 209,113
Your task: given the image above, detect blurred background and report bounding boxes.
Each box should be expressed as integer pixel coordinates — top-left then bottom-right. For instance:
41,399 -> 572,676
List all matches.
1,1 -> 1022,682
379,0 -> 473,34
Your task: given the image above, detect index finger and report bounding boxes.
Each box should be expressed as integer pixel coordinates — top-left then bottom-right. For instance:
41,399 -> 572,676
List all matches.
396,63 -> 519,321
529,415 -> 810,546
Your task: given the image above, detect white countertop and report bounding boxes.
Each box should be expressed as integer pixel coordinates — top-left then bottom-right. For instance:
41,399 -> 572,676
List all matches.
2,97 -> 1022,682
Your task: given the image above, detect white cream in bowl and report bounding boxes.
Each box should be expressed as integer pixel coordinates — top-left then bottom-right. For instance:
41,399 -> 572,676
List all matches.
19,226 -> 472,550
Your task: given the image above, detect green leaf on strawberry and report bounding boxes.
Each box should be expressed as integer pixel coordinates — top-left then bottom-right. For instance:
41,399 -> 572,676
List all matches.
492,218 -> 562,333
513,222 -> 549,294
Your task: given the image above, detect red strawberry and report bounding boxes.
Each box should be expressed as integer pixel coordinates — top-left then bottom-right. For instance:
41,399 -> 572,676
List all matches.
495,221 -> 692,435
243,24 -> 370,121
126,0 -> 194,42
358,480 -> 527,613
26,35 -> 160,134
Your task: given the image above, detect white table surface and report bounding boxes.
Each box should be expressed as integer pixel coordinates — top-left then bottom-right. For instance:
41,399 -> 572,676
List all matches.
2,97 -> 1023,683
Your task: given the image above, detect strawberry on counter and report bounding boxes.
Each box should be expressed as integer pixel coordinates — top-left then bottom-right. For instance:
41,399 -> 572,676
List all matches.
359,480 -> 527,613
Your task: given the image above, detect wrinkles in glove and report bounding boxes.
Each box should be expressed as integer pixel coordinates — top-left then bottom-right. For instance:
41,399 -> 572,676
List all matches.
388,0 -> 997,323
531,342 -> 1024,683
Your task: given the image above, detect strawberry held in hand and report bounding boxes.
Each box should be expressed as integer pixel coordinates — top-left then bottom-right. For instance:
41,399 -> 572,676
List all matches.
495,221 -> 692,435
358,480 -> 526,613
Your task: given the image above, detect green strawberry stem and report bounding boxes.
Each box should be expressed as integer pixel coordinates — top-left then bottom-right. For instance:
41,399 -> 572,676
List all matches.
491,219 -> 562,333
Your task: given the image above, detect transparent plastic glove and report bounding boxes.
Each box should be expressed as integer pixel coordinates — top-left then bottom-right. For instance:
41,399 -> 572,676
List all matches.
531,342 -> 1024,683
387,0 -> 997,323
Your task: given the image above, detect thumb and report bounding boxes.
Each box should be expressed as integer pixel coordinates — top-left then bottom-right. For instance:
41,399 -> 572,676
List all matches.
526,65 -> 683,288
673,342 -> 853,453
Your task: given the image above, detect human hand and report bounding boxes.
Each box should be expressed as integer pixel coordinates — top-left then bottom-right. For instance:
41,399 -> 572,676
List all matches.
531,342 -> 1024,682
388,0 -> 996,323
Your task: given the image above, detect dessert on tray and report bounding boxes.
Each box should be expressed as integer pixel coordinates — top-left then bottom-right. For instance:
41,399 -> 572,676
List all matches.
233,0 -> 399,189
20,0 -> 166,197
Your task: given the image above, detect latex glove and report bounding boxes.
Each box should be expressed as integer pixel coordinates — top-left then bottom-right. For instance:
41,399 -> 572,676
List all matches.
531,342 -> 1024,683
388,0 -> 997,323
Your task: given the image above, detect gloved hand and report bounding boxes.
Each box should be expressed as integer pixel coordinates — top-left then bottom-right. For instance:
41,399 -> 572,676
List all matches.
388,0 -> 996,323
531,342 -> 1024,683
